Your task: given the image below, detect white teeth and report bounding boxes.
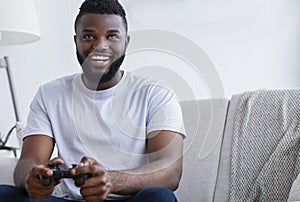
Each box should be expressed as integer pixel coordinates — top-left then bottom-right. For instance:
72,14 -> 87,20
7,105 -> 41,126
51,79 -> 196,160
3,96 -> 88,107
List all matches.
91,55 -> 109,61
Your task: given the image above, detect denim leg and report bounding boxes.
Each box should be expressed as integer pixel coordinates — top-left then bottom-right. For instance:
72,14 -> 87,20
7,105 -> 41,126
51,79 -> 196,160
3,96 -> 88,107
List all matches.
0,184 -> 73,202
0,184 -> 29,202
127,187 -> 178,202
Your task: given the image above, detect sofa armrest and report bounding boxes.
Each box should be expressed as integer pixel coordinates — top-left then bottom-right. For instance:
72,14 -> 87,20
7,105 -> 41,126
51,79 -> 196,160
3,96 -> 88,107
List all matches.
0,157 -> 18,185
288,174 -> 300,202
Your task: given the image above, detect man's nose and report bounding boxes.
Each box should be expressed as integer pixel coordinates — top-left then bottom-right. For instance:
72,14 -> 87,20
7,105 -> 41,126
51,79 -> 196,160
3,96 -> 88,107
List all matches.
93,38 -> 108,50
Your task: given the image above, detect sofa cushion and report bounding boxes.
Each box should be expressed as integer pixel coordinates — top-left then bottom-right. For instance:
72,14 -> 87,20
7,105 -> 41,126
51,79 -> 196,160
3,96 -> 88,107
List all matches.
0,157 -> 18,185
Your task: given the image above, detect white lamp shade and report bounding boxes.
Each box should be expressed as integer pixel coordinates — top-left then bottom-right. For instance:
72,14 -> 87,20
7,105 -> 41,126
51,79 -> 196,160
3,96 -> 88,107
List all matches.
0,0 -> 40,45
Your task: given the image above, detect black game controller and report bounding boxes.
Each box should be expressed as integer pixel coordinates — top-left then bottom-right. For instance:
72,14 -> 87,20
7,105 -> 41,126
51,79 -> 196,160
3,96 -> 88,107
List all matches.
39,164 -> 91,186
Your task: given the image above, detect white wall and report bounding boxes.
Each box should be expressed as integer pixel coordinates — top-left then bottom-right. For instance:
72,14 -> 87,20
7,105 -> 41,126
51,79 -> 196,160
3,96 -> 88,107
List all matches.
123,0 -> 300,98
1,0 -> 300,149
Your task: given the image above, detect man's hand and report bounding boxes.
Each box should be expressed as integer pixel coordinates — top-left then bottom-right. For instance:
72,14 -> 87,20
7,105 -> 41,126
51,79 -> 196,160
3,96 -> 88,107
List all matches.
73,157 -> 111,202
24,158 -> 64,200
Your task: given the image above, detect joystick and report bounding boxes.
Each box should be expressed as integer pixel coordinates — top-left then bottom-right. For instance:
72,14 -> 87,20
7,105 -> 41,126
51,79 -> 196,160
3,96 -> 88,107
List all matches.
39,164 -> 91,186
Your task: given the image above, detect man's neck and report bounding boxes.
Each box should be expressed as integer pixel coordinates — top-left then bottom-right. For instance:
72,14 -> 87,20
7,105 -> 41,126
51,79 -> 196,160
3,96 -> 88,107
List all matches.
82,70 -> 124,91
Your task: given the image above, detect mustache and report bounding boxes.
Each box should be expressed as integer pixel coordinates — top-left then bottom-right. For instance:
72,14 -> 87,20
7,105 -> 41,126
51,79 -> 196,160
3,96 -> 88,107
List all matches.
77,49 -> 126,85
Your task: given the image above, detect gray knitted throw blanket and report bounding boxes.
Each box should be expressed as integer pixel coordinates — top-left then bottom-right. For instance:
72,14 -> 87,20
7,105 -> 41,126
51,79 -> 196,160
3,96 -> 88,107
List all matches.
229,89 -> 300,202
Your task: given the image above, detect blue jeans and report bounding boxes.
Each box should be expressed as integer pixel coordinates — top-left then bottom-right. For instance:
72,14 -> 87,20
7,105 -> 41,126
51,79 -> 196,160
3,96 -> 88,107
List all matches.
0,185 -> 177,202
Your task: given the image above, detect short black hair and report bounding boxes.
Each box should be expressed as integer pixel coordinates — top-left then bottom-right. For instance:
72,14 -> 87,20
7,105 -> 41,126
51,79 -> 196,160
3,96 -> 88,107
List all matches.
74,0 -> 128,33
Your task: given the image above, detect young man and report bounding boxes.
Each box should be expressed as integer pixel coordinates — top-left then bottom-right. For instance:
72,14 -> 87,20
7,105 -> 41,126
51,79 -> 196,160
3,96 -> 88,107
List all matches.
0,0 -> 185,201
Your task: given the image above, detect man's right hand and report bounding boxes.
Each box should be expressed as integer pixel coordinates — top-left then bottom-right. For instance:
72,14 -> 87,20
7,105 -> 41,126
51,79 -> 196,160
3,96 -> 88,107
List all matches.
24,158 -> 64,200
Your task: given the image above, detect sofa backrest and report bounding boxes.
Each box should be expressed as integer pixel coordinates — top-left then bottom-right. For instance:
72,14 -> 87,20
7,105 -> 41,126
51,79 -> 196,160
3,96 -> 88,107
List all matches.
175,98 -> 230,202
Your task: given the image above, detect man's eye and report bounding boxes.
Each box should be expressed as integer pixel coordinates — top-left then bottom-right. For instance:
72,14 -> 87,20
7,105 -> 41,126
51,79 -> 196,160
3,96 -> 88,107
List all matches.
82,34 -> 95,40
108,34 -> 120,40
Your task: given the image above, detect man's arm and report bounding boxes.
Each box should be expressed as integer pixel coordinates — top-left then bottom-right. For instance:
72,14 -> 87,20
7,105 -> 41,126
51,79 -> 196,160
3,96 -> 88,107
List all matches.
13,135 -> 59,199
109,130 -> 183,194
76,130 -> 183,200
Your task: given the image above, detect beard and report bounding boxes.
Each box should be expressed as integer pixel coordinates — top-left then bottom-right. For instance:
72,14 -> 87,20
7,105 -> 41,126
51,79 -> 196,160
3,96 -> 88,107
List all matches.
77,51 -> 125,86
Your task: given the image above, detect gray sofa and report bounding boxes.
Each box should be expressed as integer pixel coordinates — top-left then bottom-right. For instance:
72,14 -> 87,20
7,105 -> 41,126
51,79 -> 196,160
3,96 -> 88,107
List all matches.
175,91 -> 300,202
1,91 -> 300,201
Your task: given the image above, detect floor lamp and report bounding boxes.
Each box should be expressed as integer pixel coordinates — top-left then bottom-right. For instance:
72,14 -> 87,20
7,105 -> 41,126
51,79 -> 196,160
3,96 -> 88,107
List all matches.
0,0 -> 40,150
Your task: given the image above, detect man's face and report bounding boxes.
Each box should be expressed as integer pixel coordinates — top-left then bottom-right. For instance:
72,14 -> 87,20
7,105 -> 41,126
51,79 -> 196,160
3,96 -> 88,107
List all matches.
74,14 -> 129,86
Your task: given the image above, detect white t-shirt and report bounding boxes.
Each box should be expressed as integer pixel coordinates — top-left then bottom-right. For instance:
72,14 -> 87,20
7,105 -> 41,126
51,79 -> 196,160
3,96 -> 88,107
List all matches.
23,71 -> 185,200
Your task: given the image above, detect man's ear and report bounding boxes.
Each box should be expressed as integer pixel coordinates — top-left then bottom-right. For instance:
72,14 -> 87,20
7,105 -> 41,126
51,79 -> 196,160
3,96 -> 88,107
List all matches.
125,35 -> 130,49
74,35 -> 77,45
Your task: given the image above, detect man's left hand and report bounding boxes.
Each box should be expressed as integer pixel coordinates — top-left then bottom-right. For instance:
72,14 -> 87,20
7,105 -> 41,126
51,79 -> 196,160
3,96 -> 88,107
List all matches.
72,156 -> 111,202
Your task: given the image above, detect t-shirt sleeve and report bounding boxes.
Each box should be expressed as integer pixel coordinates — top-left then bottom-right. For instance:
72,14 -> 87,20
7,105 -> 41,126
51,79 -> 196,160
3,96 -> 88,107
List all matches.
146,85 -> 186,138
22,87 -> 53,139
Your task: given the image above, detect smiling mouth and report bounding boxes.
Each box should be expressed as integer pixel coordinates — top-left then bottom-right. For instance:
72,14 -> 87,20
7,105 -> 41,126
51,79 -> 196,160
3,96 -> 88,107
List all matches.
91,55 -> 110,61
89,55 -> 111,68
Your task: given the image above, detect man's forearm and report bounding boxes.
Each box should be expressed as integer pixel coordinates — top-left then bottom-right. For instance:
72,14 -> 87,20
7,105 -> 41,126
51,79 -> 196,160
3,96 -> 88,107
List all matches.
13,135 -> 55,188
108,158 -> 182,195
